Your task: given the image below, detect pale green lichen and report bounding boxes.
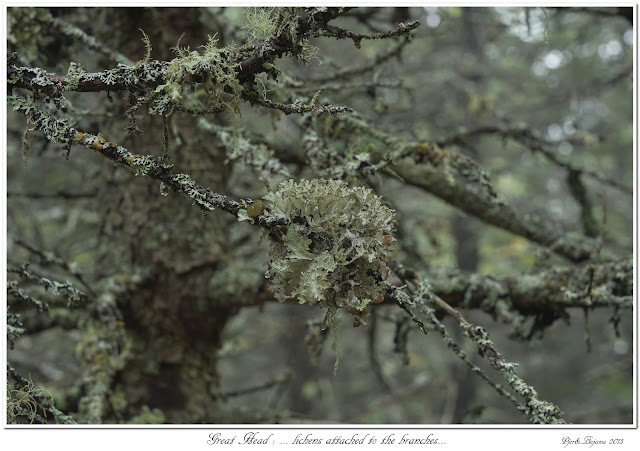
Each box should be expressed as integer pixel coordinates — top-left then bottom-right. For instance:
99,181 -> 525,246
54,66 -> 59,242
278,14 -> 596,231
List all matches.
151,35 -> 243,116
130,155 -> 156,176
245,7 -> 279,41
237,208 -> 251,223
65,62 -> 85,90
263,179 -> 395,325
244,7 -> 319,64
215,127 -> 292,181
172,173 -> 215,210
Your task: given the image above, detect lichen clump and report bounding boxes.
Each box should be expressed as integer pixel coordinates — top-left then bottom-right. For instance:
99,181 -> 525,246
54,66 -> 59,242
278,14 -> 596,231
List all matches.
150,35 -> 243,116
264,179 -> 395,324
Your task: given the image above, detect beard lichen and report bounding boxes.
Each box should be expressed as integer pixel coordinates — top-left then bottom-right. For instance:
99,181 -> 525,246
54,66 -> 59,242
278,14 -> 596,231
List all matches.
263,179 -> 395,329
150,35 -> 243,116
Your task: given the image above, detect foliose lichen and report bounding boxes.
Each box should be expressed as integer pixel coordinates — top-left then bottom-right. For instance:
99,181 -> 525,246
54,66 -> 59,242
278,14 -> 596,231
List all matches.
263,179 -> 395,325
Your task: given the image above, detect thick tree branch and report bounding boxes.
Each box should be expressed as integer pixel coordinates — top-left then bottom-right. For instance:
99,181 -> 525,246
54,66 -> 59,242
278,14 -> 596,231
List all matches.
278,114 -> 603,263
7,8 -> 355,98
437,125 -> 632,196
391,153 -> 599,263
428,258 -> 632,312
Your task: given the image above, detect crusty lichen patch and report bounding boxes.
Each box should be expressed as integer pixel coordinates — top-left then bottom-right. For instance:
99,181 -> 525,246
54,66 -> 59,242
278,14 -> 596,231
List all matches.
263,179 -> 395,326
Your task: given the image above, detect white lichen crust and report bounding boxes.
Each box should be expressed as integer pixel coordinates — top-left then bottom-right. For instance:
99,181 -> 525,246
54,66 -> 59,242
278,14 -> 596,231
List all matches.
264,179 -> 395,323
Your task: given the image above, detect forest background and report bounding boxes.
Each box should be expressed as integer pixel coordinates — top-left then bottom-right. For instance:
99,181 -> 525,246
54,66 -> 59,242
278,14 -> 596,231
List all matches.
4,6 -> 635,426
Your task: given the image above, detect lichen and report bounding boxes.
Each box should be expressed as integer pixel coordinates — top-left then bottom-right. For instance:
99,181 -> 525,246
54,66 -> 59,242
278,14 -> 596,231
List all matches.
245,7 -> 279,41
131,405 -> 166,424
213,126 -> 291,181
244,7 -> 319,64
263,179 -> 395,325
304,115 -> 397,181
172,173 -> 215,210
151,35 -> 243,116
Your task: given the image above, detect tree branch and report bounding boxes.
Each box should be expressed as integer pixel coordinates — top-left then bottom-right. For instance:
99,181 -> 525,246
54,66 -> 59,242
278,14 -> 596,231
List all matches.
391,151 -> 600,262
8,94 -> 286,229
389,282 -> 566,424
437,125 -> 632,196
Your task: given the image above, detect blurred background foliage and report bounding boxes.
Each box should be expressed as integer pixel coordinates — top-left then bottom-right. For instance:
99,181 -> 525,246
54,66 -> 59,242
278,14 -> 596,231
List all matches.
5,7 -> 633,424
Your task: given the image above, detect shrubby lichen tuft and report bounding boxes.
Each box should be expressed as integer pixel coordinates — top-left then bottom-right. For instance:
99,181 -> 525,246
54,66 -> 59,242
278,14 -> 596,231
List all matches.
150,35 -> 243,116
264,179 -> 395,325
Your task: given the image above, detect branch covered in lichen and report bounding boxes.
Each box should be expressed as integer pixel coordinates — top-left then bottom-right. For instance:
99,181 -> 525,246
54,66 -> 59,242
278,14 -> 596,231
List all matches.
7,60 -> 169,96
242,90 -> 352,116
6,8 -> 357,107
8,264 -> 88,308
389,282 -> 566,424
7,6 -> 420,127
390,257 -> 631,339
437,124 -> 631,196
392,144 -> 600,263
314,20 -> 420,48
8,94 -> 280,224
296,114 -> 600,262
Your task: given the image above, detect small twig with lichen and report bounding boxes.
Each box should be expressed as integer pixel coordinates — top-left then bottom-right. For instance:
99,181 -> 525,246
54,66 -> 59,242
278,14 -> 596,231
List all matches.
242,90 -> 352,116
7,280 -> 49,312
461,320 -> 566,423
390,284 -> 521,408
8,264 -> 88,307
15,239 -> 96,297
310,37 -> 414,83
315,20 -> 420,48
388,282 -> 565,424
198,119 -> 292,180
